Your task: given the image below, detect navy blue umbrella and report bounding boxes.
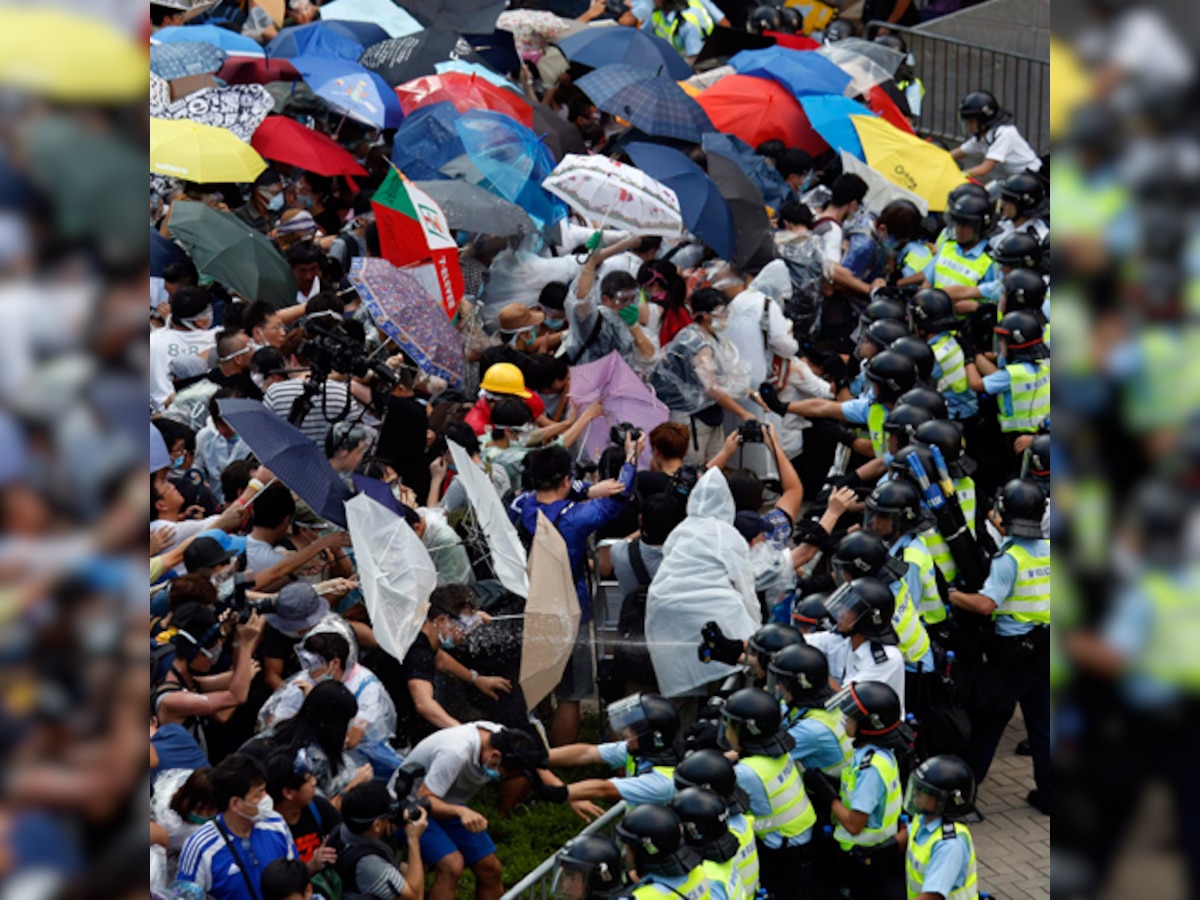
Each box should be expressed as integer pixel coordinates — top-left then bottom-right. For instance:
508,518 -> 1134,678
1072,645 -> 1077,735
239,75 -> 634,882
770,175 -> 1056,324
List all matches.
463,30 -> 521,76
150,228 -> 188,278
576,64 -> 713,144
390,101 -> 465,181
351,474 -> 405,516
217,399 -> 352,528
557,27 -> 692,80
267,21 -> 369,61
626,142 -> 735,260
701,132 -> 792,214
150,41 -> 228,80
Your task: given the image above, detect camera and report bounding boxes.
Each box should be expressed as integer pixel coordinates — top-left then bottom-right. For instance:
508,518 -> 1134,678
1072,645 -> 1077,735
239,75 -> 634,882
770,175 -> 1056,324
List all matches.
737,419 -> 765,443
735,420 -> 781,487
301,315 -> 401,390
609,422 -> 642,447
667,464 -> 700,498
388,762 -> 431,825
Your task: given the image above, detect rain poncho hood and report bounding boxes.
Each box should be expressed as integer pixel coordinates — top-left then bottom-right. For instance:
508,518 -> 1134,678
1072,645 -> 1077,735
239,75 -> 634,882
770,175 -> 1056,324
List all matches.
750,259 -> 793,305
646,468 -> 761,697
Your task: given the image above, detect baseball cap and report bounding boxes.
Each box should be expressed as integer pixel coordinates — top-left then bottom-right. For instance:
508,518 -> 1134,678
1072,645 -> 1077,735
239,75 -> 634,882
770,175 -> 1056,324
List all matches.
733,511 -> 768,542
196,528 -> 247,556
341,781 -> 393,827
183,536 -> 238,572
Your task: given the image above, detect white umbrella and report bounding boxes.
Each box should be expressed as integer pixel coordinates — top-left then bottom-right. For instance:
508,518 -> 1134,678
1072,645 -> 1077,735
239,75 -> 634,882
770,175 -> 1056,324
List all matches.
520,511 -> 582,707
542,153 -> 684,238
345,493 -> 437,662
818,38 -> 904,99
448,440 -> 530,597
839,150 -> 929,216
320,0 -> 423,38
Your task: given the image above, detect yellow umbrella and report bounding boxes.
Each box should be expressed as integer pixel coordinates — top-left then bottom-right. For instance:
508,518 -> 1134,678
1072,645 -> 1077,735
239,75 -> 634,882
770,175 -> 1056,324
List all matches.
0,8 -> 146,103
850,115 -> 967,212
1050,38 -> 1092,141
150,118 -> 267,184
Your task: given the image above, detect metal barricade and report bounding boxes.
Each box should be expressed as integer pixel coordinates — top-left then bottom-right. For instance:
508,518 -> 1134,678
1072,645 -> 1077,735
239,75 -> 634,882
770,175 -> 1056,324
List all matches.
868,23 -> 1050,156
499,801 -> 629,900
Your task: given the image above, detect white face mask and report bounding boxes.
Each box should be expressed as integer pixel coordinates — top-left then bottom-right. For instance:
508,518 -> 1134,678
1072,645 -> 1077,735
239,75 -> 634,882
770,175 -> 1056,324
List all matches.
239,794 -> 274,823
251,372 -> 267,391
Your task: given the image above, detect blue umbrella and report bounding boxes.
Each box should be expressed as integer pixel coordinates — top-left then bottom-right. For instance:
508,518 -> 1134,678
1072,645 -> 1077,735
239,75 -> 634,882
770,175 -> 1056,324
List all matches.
626,142 -> 735,259
390,101 -> 465,180
152,24 -> 265,58
149,42 -> 227,80
576,64 -> 713,144
150,228 -> 188,278
799,94 -> 868,160
291,55 -> 404,129
217,399 -> 352,528
267,22 -> 369,62
729,45 -> 852,98
701,132 -> 792,214
462,30 -> 521,77
455,109 -> 565,227
351,474 -> 405,516
557,27 -> 691,80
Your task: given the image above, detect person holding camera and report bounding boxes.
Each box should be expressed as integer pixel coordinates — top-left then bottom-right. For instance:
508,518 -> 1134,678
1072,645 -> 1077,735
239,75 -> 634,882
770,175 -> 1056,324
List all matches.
332,781 -> 428,900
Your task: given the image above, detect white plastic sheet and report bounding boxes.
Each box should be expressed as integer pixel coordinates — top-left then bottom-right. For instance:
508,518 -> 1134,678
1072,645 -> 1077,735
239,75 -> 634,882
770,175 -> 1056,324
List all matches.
448,439 -> 529,597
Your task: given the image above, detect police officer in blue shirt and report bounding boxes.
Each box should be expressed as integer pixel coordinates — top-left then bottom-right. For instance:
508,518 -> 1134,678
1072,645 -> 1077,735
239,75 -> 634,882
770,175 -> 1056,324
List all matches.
766,642 -> 855,777
897,755 -> 980,899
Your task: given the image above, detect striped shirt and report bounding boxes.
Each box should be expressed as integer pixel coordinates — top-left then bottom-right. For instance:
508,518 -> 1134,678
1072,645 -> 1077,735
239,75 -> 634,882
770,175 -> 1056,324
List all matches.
176,813 -> 297,900
263,379 -> 364,446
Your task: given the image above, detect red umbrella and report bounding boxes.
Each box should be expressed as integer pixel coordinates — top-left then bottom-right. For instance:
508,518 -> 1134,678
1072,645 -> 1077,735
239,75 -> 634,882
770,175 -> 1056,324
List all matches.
867,84 -> 915,134
697,74 -> 827,156
394,72 -> 533,128
250,116 -> 368,179
218,57 -> 299,84
765,30 -> 820,51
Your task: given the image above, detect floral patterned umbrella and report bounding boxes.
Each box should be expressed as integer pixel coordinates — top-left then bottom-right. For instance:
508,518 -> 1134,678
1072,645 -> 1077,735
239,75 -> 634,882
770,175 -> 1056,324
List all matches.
541,153 -> 683,238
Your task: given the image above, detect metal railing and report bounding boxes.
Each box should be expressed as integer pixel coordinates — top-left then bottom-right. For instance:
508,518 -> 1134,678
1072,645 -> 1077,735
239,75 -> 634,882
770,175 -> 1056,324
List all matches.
867,23 -> 1050,156
499,801 -> 629,900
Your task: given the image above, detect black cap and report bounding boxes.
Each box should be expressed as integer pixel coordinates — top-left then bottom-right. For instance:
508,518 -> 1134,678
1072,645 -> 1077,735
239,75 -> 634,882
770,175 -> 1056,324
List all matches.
183,536 -> 237,572
342,781 -> 393,828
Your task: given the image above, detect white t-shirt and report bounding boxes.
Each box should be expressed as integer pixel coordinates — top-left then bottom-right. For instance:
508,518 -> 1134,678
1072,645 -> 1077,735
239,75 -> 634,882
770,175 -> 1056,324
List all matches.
723,289 -> 798,389
957,124 -> 1041,183
149,327 -> 218,412
404,721 -> 504,806
807,631 -> 907,717
150,515 -> 220,577
272,663 -> 393,745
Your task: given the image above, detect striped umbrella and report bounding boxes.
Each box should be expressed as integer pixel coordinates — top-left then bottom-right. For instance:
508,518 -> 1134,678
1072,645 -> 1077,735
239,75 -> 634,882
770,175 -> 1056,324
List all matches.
575,64 -> 713,144
542,153 -> 683,238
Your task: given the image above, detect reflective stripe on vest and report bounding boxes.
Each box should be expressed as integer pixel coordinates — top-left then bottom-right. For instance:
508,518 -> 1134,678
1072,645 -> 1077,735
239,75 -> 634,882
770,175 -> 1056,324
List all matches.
923,478 -> 976,585
740,754 -> 816,838
1137,572 -> 1200,689
650,1 -> 714,51
994,542 -> 1050,624
931,243 -> 993,291
903,245 -> 933,275
868,402 -> 888,459
998,361 -> 1050,433
702,857 -> 744,900
931,334 -> 969,395
731,816 -> 759,898
633,867 -> 712,900
893,576 -> 934,662
901,539 -> 944,627
793,706 -> 854,776
906,821 -> 978,900
835,750 -> 902,849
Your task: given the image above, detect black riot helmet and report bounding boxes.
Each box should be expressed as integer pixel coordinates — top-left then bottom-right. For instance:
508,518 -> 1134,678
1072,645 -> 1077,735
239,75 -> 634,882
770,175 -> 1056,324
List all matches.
832,530 -> 908,584
827,681 -> 905,746
888,443 -> 939,490
778,6 -> 802,33
553,836 -> 627,900
862,318 -> 910,356
873,33 -> 907,54
889,336 -> 936,385
1023,433 -> 1050,485
746,5 -> 783,34
904,755 -> 977,821
864,351 -> 918,403
747,623 -> 804,675
946,181 -> 990,211
908,288 -> 957,334
670,788 -> 739,863
992,232 -> 1043,271
615,805 -> 701,878
865,478 -> 924,536
606,693 -> 680,765
860,296 -> 908,329
823,577 -> 897,643
958,89 -> 1002,129
1001,269 -> 1047,315
1126,479 -> 1188,568
882,403 -> 934,450
823,19 -> 855,43
912,419 -> 976,479
996,478 -> 1046,538
947,191 -> 995,236
791,593 -> 835,633
898,387 -> 948,421
999,173 -> 1044,216
994,309 -> 1048,362
767,642 -> 833,709
720,687 -> 795,757
673,749 -> 751,817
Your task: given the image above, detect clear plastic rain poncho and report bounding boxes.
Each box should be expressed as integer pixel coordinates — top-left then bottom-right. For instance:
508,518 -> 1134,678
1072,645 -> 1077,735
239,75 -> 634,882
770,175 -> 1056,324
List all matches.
645,468 -> 761,697
648,324 -> 750,415
749,259 -> 793,307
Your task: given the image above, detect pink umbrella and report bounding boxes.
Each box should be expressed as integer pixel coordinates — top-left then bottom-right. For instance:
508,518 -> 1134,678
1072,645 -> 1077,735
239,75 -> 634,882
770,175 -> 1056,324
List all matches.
567,351 -> 669,468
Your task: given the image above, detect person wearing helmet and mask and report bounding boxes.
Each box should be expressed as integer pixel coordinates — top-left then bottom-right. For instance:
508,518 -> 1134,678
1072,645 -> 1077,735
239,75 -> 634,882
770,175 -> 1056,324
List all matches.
865,479 -> 947,636
643,0 -> 719,61
912,420 -> 981,581
615,805 -> 711,900
673,750 -> 760,896
921,190 -> 1001,317
551,835 -> 627,900
992,172 -> 1049,245
671,788 -> 747,900
767,643 -> 855,778
948,479 -> 1050,814
821,18 -> 856,43
908,288 -> 979,422
877,33 -> 925,123
1022,432 -> 1050,539
965,310 -> 1050,460
465,362 -> 551,437
949,90 -> 1042,183
897,756 -> 979,900
745,4 -> 783,35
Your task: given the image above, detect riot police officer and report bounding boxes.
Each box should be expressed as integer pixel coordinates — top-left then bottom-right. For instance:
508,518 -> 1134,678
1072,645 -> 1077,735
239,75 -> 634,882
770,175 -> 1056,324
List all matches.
674,750 -> 760,896
899,756 -> 980,900
671,788 -> 747,900
767,642 -> 854,777
907,288 -> 978,421
551,835 -> 628,900
615,805 -> 711,900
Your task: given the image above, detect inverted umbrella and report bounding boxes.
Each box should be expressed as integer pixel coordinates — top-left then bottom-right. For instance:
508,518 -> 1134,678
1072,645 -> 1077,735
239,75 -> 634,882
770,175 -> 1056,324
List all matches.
818,38 -> 904,98
447,439 -> 529,597
520,511 -> 581,707
398,0 -> 507,36
390,101 -> 465,181
411,180 -> 536,237
543,153 -> 683,238
358,30 -> 486,87
150,41 -> 228,81
349,257 -> 465,386
576,64 -> 714,144
456,110 -> 566,227
371,169 -> 465,319
218,57 -> 300,85
396,72 -> 533,127
704,151 -> 774,270
567,351 -> 670,468
728,45 -> 852,98
290,55 -> 404,129
839,150 -> 928,216
321,0 -> 423,39
158,84 -> 275,143
556,27 -> 692,80
345,493 -> 437,662
168,203 -> 298,307
626,142 -> 735,259
217,399 -> 353,527
851,115 -> 967,212
701,132 -> 791,216
149,118 -> 267,183
800,93 -> 870,160
252,116 -> 369,178
152,24 -> 265,58
266,21 -> 370,62
697,74 -> 827,156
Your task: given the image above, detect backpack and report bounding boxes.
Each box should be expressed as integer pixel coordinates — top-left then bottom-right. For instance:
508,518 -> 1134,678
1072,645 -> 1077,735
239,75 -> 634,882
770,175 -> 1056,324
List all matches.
777,234 -> 827,341
306,803 -> 344,900
612,541 -> 658,688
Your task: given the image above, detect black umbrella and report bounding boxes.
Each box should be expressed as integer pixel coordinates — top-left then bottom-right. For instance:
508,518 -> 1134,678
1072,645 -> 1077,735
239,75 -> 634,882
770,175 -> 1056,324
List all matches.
397,0 -> 507,36
358,29 -> 486,86
462,29 -> 521,77
531,102 -> 585,161
704,151 -> 775,271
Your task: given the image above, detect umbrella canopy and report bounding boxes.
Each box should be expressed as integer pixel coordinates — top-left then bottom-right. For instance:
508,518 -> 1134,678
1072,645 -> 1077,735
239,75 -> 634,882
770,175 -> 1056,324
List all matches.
697,74 -> 826,156
411,180 -> 536,237
150,228 -> 188,278
447,439 -> 529,597
839,150 -> 929,216
150,41 -> 228,80
704,150 -> 774,270
867,84 -> 914,134
818,38 -> 904,97
322,0 -> 423,38
398,0 -> 507,36
728,45 -> 852,98
217,57 -> 300,84
155,84 -> 275,143
345,493 -> 438,662
693,25 -> 774,71
168,203 -> 298,307
556,27 -> 692,80
217,399 -> 353,527
576,64 -> 714,144
800,93 -> 869,160
390,101 -> 465,181
460,29 -> 521,78
1050,38 -> 1090,140
520,511 -> 582,707
543,153 -> 683,238
290,55 -> 404,129
152,24 -> 265,58
149,118 -> 267,183
567,351 -> 670,468
436,59 -> 522,93
701,131 -> 792,215
456,110 -> 566,227
349,257 -> 465,386
626,142 -> 735,259
372,169 -> 465,319
251,116 -> 368,178
531,102 -> 586,161
851,115 -> 967,212
266,21 -> 370,62
359,30 -> 486,87
396,72 -> 533,127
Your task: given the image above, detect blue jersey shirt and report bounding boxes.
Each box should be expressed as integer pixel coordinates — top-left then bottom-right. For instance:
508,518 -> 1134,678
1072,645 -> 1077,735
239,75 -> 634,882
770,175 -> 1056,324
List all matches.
177,813 -> 297,900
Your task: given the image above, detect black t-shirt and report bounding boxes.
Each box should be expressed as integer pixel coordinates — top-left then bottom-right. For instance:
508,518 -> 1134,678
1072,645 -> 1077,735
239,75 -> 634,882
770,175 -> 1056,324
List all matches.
259,624 -> 302,681
396,633 -> 439,745
208,368 -> 263,401
376,395 -> 430,500
290,797 -> 342,863
635,470 -> 670,497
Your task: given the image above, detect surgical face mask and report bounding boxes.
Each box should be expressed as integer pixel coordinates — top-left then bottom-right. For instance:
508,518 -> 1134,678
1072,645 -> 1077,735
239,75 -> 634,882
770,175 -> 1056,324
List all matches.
186,812 -> 215,825
179,306 -> 214,331
239,795 -> 275,823
710,314 -> 729,333
213,570 -> 235,603
251,372 -> 267,390
483,764 -> 503,782
881,233 -> 901,253
438,631 -> 456,650
261,189 -> 284,212
544,315 -> 566,331
171,453 -> 187,470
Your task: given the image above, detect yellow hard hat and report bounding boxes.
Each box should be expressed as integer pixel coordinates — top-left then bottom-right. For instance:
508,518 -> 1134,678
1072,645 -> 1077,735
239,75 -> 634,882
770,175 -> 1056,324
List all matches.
480,362 -> 532,399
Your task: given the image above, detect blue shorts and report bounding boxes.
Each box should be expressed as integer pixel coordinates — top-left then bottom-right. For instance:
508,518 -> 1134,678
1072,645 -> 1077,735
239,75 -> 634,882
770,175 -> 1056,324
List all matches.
419,814 -> 496,867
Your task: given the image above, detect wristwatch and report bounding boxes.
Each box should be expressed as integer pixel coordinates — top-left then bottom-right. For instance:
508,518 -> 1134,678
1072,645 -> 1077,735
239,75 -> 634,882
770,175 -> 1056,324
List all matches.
469,669 -> 479,685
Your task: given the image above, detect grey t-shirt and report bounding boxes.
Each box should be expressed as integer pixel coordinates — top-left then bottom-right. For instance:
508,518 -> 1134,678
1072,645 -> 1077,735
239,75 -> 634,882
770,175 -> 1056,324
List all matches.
404,721 -> 503,806
335,826 -> 408,900
245,535 -> 285,576
610,539 -> 664,601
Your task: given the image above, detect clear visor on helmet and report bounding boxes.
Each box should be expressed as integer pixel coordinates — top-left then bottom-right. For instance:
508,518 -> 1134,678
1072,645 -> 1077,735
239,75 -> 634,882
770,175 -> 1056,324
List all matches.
551,857 -> 602,900
825,685 -> 862,721
606,693 -> 648,739
903,771 -> 968,819
823,583 -> 867,632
